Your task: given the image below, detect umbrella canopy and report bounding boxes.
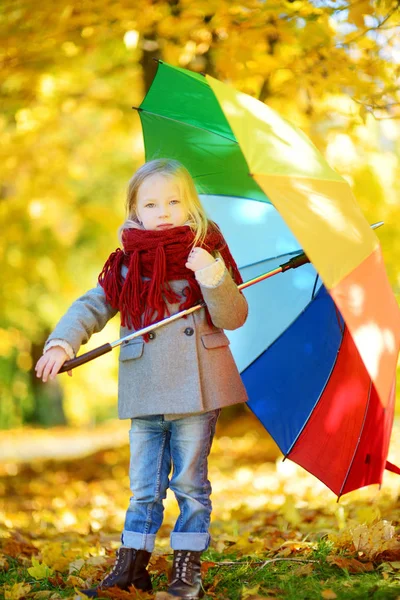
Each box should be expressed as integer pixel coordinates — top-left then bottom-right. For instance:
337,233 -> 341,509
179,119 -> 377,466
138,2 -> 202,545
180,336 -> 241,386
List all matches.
135,60 -> 400,497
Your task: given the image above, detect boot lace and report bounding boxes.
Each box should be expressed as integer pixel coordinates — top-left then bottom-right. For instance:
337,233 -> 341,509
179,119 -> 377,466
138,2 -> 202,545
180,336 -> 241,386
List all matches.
171,551 -> 195,584
101,548 -> 130,587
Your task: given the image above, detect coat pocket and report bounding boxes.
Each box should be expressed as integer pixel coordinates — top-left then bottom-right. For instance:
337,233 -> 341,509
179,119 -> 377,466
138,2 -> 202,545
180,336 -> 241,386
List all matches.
201,331 -> 230,349
119,339 -> 144,361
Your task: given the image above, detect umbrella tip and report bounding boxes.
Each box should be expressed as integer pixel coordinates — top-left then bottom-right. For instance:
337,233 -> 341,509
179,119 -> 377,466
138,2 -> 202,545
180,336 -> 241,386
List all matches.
132,106 -> 143,111
152,57 -> 163,64
371,221 -> 384,230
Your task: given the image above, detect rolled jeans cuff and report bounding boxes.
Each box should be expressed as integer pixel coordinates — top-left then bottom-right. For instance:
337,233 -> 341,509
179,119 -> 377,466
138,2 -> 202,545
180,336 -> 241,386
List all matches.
121,530 -> 156,552
170,532 -> 210,551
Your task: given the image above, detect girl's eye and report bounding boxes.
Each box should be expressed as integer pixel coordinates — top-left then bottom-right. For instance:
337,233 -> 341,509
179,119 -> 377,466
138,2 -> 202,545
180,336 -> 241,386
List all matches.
145,203 -> 155,208
170,200 -> 180,205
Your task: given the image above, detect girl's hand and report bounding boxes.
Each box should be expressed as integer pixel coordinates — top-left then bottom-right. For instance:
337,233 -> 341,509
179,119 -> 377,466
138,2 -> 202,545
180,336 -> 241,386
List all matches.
186,247 -> 216,272
35,347 -> 72,382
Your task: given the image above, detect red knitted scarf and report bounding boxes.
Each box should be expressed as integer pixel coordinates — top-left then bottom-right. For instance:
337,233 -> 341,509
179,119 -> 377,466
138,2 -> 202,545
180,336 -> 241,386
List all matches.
98,223 -> 242,340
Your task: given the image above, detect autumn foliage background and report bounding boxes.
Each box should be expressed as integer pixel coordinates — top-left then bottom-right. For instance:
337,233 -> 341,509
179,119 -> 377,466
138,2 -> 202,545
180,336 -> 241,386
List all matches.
1,1 -> 400,599
1,0 -> 400,428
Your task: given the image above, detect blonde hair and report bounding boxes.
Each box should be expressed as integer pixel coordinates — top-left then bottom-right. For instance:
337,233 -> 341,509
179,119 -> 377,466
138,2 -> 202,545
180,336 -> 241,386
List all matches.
119,159 -> 211,248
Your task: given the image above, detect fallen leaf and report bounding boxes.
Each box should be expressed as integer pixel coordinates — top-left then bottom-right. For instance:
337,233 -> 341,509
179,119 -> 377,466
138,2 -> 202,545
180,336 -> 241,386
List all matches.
69,559 -> 85,574
351,520 -> 400,560
66,575 -> 86,588
321,590 -> 337,599
328,530 -> 354,551
2,537 -> 38,559
203,574 -> 223,596
32,592 -> 54,599
201,560 -> 217,577
27,557 -> 54,580
241,584 -> 260,599
86,556 -> 108,566
292,563 -> 315,576
100,585 -> 153,599
355,506 -> 381,524
276,546 -> 292,558
4,583 -> 31,600
327,555 -> 374,573
280,540 -> 316,552
41,542 -> 78,573
0,554 -> 9,570
149,554 -> 170,575
375,548 -> 400,563
79,563 -> 103,581
48,574 -> 65,587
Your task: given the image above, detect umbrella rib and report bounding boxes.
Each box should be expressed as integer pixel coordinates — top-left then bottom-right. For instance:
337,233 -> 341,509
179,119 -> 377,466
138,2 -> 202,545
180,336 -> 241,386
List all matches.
239,250 -> 304,271
337,378 -> 373,500
137,107 -> 238,144
311,274 -> 320,300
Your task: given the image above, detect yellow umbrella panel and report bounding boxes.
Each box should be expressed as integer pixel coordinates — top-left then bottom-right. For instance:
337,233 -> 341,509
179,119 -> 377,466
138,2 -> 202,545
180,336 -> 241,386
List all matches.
207,74 -> 400,410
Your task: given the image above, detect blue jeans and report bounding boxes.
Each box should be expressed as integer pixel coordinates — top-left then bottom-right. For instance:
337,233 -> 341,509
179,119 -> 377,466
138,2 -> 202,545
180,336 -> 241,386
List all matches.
121,409 -> 220,552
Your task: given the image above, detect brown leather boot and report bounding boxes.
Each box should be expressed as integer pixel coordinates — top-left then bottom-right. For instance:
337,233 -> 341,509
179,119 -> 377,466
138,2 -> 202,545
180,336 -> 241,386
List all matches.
167,550 -> 204,599
81,547 -> 152,598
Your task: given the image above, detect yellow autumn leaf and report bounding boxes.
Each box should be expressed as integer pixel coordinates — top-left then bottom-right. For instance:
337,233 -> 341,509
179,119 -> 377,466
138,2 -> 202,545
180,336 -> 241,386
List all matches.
241,584 -> 260,599
328,529 -> 354,550
27,556 -> 54,580
355,505 -> 381,524
0,554 -> 9,570
41,542 -> 81,573
232,537 -> 266,555
4,583 -> 31,600
66,575 -> 86,588
32,592 -> 53,599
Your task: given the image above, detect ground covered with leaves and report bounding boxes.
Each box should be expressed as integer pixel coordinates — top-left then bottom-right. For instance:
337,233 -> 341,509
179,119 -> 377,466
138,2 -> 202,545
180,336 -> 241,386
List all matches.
1,415 -> 400,600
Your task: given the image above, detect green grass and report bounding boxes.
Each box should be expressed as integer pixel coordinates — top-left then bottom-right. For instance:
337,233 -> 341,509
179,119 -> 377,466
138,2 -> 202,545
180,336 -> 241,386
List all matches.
2,541 -> 400,599
199,540 -> 400,599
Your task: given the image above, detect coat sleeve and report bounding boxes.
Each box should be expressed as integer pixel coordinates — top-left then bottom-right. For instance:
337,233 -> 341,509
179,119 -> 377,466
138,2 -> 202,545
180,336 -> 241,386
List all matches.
44,283 -> 119,355
199,268 -> 248,330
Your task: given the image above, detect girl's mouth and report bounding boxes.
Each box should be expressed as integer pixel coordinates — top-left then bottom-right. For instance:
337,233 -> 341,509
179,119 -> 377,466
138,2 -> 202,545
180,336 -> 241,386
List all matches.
157,224 -> 173,228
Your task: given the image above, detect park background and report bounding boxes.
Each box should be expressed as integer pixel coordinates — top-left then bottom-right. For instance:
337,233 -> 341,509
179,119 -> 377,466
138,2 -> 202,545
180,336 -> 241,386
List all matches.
1,2 -> 400,599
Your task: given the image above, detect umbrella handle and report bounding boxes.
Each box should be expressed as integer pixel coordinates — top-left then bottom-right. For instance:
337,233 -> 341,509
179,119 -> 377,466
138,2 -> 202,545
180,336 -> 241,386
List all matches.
59,343 -> 112,373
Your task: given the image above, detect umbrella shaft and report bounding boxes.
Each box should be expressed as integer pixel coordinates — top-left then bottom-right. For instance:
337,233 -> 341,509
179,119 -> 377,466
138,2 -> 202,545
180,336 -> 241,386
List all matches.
238,267 -> 283,291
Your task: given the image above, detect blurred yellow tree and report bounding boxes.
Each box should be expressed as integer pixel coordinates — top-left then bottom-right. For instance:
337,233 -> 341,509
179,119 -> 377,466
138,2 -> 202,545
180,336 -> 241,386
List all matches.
1,0 -> 399,427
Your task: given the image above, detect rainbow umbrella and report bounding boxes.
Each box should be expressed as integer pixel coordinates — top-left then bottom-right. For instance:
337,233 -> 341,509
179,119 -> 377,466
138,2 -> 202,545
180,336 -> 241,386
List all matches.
134,60 -> 400,498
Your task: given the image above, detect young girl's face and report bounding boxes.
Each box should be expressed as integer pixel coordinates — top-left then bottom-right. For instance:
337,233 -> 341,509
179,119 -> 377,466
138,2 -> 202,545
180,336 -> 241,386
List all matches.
136,174 -> 189,231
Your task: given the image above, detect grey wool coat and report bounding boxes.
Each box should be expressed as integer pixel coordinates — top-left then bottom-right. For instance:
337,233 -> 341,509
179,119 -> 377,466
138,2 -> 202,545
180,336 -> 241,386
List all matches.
45,267 -> 249,419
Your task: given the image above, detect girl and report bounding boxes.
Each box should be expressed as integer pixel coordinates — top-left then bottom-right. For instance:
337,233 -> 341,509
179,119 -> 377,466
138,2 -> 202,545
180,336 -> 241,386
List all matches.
35,159 -> 248,599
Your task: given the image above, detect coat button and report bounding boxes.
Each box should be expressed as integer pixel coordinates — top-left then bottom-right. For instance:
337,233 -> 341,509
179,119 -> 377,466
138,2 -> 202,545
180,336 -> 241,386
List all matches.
148,332 -> 156,340
184,327 -> 194,336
